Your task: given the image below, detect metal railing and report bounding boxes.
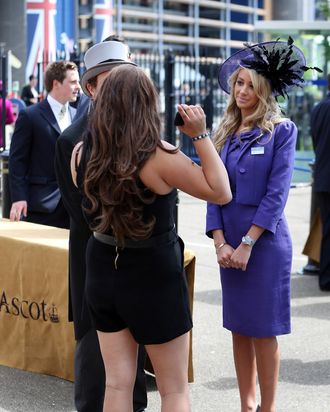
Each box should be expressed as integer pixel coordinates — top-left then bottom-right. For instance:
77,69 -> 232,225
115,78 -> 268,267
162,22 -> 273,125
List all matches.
0,49 -> 319,218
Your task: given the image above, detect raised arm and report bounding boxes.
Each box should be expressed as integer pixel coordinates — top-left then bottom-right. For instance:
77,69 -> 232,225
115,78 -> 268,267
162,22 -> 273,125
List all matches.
141,104 -> 232,205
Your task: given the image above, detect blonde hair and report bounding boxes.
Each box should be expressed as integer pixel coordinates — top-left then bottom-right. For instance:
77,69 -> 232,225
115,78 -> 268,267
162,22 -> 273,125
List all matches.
213,67 -> 283,152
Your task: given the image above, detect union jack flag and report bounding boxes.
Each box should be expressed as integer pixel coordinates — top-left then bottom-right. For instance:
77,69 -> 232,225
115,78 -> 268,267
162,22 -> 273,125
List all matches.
94,0 -> 114,43
26,0 -> 57,79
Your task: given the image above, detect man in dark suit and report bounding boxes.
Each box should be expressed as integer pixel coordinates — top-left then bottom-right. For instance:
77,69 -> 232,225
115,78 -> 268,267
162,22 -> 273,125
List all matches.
55,38 -> 147,412
20,74 -> 39,107
9,61 -> 80,228
310,73 -> 330,291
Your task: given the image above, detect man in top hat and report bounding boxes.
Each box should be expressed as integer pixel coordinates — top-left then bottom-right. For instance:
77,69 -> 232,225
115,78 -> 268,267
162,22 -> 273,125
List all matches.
54,37 -> 147,412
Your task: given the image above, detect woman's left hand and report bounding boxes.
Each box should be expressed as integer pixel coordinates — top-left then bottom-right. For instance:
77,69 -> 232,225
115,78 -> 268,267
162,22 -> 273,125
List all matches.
229,244 -> 252,271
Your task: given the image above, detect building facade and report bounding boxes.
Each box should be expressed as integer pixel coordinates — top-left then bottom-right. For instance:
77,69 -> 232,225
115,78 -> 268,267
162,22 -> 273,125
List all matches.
0,0 -> 271,88
78,0 -> 270,58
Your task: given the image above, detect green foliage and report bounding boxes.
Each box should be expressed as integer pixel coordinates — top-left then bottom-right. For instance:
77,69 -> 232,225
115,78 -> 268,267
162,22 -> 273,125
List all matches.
319,0 -> 330,18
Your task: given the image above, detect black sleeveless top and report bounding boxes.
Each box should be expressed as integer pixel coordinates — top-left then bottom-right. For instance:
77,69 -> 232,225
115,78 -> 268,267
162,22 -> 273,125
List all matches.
76,142 -> 177,237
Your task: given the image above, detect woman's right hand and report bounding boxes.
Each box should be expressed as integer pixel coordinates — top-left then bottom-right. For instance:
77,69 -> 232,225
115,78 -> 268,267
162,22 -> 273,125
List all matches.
177,104 -> 207,138
216,244 -> 235,269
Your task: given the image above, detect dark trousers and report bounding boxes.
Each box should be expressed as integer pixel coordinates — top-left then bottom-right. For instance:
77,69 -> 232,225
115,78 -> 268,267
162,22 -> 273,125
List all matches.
318,192 -> 330,291
74,328 -> 147,412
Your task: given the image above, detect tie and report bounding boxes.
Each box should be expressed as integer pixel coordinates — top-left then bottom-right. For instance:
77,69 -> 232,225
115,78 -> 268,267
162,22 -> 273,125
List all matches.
58,105 -> 66,120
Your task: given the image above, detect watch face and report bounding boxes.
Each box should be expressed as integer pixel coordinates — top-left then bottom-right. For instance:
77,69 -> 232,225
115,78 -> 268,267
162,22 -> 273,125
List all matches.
242,236 -> 254,246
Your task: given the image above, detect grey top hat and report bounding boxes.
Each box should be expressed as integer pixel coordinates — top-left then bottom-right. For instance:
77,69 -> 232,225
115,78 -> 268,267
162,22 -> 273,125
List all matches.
81,40 -> 136,96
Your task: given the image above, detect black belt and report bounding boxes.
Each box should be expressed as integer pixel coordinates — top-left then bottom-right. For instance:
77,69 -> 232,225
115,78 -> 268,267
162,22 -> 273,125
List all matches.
93,227 -> 177,249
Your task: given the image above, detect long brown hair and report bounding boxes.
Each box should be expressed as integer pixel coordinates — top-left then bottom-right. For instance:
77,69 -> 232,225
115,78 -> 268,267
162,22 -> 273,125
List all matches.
83,64 -> 177,243
213,67 -> 283,152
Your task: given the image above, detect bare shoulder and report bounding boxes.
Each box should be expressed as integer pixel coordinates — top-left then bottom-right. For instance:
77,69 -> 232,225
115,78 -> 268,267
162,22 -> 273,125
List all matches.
74,140 -> 83,153
153,139 -> 178,160
139,141 -> 180,194
146,140 -> 180,167
70,141 -> 84,187
160,139 -> 176,150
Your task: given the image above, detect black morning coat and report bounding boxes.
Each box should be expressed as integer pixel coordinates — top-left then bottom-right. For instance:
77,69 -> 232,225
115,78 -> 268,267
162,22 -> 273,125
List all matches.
54,113 -> 92,340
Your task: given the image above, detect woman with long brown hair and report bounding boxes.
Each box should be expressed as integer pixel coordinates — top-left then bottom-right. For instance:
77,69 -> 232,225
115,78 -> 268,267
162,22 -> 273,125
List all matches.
71,64 -> 231,412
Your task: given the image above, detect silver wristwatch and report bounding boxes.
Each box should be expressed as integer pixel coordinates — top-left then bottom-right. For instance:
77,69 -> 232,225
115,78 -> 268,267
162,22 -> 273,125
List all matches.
241,235 -> 256,247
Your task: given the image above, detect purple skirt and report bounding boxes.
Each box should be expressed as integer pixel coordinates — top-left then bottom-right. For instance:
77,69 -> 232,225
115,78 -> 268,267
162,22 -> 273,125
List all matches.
220,200 -> 292,337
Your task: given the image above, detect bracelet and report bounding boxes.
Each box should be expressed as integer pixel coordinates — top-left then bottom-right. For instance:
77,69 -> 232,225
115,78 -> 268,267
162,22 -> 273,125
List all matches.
215,242 -> 227,250
191,132 -> 209,142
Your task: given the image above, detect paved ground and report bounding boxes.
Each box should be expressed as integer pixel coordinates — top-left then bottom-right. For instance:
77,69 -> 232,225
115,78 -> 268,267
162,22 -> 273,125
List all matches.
0,186 -> 329,411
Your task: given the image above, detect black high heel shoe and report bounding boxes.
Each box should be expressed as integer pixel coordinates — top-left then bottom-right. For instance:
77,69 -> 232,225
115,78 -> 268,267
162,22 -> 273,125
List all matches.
256,406 -> 260,412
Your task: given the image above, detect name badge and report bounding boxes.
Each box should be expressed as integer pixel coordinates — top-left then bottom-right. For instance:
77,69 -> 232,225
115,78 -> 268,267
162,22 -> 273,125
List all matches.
251,146 -> 264,155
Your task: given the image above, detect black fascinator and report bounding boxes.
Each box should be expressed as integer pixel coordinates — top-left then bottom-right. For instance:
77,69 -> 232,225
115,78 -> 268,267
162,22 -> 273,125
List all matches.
218,37 -> 322,97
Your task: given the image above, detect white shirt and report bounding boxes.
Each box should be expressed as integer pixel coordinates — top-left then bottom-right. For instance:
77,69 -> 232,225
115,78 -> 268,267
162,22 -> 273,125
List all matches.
47,94 -> 72,132
31,86 -> 39,99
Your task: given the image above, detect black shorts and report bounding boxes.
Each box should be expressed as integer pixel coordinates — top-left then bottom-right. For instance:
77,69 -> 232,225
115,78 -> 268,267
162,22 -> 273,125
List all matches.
85,234 -> 193,345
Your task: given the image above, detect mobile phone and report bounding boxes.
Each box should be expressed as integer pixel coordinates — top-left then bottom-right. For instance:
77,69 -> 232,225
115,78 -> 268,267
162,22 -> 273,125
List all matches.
174,111 -> 184,126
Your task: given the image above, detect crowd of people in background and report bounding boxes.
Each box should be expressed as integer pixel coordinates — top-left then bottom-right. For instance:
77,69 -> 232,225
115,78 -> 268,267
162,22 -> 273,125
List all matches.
0,73 -> 40,149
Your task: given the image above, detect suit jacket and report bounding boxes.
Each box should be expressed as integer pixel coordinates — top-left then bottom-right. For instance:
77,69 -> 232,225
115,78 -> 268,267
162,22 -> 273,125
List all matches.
54,113 -> 92,340
310,93 -> 330,193
206,120 -> 297,237
75,93 -> 91,121
9,99 -> 76,216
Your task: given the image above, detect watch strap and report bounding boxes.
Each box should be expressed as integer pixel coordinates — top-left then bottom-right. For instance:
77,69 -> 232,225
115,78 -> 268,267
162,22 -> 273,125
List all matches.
241,235 -> 255,247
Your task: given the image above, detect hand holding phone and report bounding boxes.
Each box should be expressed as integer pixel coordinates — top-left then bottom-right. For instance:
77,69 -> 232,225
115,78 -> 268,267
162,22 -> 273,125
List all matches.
174,111 -> 184,126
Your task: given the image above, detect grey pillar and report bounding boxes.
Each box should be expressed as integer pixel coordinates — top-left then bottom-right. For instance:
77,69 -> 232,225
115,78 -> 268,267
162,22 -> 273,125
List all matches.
0,0 -> 26,90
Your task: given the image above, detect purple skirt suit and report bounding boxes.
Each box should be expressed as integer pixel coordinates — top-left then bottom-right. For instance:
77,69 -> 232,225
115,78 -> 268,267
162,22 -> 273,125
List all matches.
206,121 -> 297,337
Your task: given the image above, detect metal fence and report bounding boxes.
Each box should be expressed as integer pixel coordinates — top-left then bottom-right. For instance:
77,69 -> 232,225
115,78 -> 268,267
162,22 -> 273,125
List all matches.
133,51 -> 316,168
1,50 -> 317,174
134,52 -> 226,162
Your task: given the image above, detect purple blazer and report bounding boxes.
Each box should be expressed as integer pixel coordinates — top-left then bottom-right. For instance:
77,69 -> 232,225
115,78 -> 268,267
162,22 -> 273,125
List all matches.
206,120 -> 297,236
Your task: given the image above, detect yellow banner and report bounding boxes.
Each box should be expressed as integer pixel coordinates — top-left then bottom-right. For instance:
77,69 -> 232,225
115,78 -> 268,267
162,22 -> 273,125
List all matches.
0,219 -> 195,382
0,219 -> 75,381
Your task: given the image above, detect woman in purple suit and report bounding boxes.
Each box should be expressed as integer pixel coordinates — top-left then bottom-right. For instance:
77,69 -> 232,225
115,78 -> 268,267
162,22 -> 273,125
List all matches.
206,38 -> 319,412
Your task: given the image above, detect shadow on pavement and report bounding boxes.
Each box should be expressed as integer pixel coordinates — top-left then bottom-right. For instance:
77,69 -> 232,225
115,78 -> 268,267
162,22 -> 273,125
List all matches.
280,358 -> 330,386
203,377 -> 237,391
